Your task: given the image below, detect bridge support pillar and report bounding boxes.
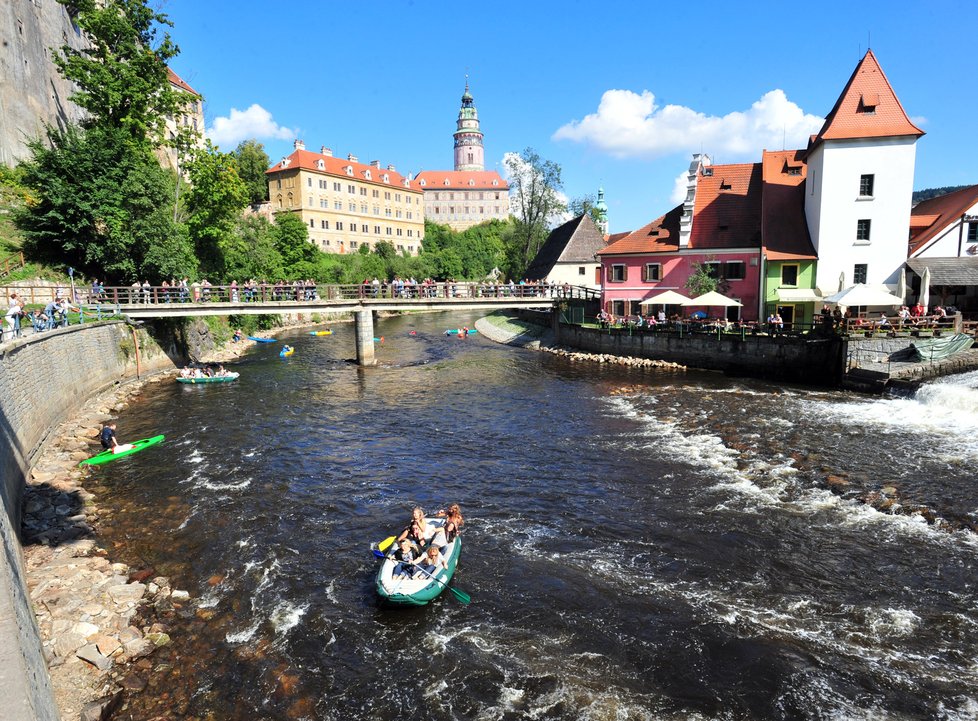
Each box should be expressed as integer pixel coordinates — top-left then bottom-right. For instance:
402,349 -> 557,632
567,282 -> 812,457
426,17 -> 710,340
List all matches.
354,310 -> 376,366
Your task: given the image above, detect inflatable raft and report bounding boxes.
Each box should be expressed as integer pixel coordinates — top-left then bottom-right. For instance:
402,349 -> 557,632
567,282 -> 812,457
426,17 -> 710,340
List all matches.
375,519 -> 462,606
176,372 -> 239,384
309,330 -> 333,336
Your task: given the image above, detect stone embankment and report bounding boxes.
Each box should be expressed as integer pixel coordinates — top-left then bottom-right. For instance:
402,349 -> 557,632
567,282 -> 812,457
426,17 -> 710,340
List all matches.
22,375 -> 193,720
541,345 -> 687,372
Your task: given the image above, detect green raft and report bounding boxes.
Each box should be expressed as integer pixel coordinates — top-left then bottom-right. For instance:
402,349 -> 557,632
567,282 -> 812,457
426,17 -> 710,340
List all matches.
176,372 -> 240,384
79,435 -> 165,466
375,519 -> 462,606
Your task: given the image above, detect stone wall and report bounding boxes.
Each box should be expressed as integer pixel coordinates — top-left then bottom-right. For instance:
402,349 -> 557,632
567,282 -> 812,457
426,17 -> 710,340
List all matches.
554,323 -> 844,385
0,322 -> 176,721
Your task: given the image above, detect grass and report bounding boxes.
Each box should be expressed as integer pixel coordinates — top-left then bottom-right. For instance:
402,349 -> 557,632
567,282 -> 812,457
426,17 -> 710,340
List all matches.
483,312 -> 548,338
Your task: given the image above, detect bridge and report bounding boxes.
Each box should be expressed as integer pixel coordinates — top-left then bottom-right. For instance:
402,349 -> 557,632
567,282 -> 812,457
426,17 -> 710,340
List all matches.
4,282 -> 597,365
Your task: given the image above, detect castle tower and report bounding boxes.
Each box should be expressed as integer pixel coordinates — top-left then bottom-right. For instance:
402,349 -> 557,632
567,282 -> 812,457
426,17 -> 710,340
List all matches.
593,187 -> 609,235
453,79 -> 485,171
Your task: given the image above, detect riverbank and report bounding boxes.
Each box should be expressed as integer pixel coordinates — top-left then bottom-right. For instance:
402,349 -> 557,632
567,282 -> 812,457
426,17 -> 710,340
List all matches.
22,374 -> 192,720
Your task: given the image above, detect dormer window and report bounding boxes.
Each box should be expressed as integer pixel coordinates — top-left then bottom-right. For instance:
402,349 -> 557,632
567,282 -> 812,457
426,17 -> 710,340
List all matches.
702,167 -> 713,177
492,180 -> 498,186
444,179 -> 450,186
468,179 -> 475,186
719,180 -> 732,190
345,166 -> 353,176
419,179 -> 426,186
858,92 -> 879,115
316,159 -> 325,170
365,170 -> 372,180
383,174 -> 390,183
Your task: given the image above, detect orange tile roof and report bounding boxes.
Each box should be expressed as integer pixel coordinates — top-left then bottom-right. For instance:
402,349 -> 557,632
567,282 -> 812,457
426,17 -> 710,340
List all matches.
414,170 -> 509,190
761,150 -> 816,260
689,162 -> 763,249
908,184 -> 978,255
809,50 -> 923,148
266,148 -> 420,191
597,206 -> 682,255
604,231 -> 631,244
167,67 -> 199,96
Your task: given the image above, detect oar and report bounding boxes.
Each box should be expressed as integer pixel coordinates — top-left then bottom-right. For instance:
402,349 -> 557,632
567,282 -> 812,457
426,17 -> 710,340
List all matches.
373,550 -> 470,605
373,536 -> 397,553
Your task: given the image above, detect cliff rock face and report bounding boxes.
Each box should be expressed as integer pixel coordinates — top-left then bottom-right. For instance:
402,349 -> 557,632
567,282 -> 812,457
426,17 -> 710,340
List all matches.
0,0 -> 88,166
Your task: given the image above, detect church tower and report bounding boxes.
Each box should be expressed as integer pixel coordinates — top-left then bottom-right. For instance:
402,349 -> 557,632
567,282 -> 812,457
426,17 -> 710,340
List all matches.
453,79 -> 485,171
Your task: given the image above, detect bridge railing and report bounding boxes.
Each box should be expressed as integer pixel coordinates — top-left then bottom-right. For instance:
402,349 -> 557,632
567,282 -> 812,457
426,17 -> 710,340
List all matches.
2,282 -> 600,306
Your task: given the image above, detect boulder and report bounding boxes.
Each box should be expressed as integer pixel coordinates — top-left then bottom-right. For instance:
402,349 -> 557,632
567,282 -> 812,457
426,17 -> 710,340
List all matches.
76,643 -> 112,671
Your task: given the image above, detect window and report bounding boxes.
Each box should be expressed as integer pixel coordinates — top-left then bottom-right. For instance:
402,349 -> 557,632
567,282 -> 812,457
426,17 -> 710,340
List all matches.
856,219 -> 872,242
407,230 -> 413,237
386,227 -> 392,235
781,264 -> 798,286
333,182 -> 341,191
308,218 -> 314,228
853,263 -> 868,284
360,187 -> 367,196
397,228 -> 403,236
308,197 -> 313,207
859,174 -> 874,197
724,261 -> 745,280
349,202 -> 356,211
384,192 -> 391,200
307,178 -> 312,187
395,193 -> 401,202
374,225 -> 380,234
609,264 -> 626,283
321,220 -> 327,229
347,184 -> 355,194
611,300 -> 627,316
372,189 -> 379,198
578,266 -> 586,276
705,261 -> 721,279
968,222 -> 978,242
643,263 -> 661,282
276,179 -> 281,189
334,200 -> 342,210
350,241 -> 358,249
361,224 -> 368,233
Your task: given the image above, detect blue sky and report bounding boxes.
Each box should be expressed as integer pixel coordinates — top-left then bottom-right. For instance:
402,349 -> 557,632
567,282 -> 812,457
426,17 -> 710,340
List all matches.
161,0 -> 976,234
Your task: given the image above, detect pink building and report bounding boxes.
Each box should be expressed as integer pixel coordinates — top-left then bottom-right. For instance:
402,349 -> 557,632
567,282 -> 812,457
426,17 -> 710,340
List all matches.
598,157 -> 763,321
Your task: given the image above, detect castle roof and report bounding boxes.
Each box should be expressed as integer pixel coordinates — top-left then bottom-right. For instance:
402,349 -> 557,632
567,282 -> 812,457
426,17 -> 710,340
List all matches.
414,170 -> 508,190
526,214 -> 607,279
761,150 -> 816,260
809,50 -> 923,149
266,148 -> 419,191
908,184 -> 978,256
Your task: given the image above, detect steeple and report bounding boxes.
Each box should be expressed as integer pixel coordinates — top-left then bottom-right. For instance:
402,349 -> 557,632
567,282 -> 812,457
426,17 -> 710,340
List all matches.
593,187 -> 609,234
454,77 -> 485,171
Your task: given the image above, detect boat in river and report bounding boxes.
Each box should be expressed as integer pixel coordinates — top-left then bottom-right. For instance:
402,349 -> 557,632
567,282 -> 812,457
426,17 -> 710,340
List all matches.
176,372 -> 239,384
248,336 -> 275,343
280,345 -> 294,357
375,518 -> 462,606
308,330 -> 333,336
79,435 -> 165,466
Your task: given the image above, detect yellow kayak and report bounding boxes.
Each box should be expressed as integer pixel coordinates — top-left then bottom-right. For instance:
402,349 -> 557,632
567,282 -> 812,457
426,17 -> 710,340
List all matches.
309,330 -> 333,336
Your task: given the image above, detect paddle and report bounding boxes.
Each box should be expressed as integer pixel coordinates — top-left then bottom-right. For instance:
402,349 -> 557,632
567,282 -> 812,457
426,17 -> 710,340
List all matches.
372,550 -> 470,605
374,535 -> 397,553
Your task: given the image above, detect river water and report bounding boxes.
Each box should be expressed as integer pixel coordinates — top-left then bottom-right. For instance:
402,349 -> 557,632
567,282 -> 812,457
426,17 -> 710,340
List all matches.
91,312 -> 978,720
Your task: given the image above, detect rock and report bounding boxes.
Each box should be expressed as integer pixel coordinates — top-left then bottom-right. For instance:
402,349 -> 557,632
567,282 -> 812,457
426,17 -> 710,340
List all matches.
120,673 -> 147,692
80,692 -> 122,721
171,589 -> 190,601
76,643 -> 113,671
110,562 -> 129,575
207,574 -> 224,586
881,485 -> 898,496
53,632 -> 87,657
106,582 -> 146,604
123,638 -> 154,660
118,625 -> 142,644
70,621 -> 100,638
146,632 -> 171,647
825,475 -> 850,489
94,634 -> 121,656
129,567 -> 156,583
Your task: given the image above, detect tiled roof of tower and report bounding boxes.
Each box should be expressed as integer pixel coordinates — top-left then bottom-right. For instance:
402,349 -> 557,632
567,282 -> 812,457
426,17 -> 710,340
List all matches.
597,205 -> 683,255
414,170 -> 509,190
908,184 -> 978,256
266,149 -> 419,190
689,162 -> 763,249
761,150 -> 816,260
167,67 -> 198,96
809,50 -> 923,148
525,214 -> 606,279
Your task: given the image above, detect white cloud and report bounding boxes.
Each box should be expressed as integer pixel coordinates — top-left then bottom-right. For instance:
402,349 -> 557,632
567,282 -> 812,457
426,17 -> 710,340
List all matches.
501,151 -> 570,226
670,170 -> 689,204
553,89 -> 824,160
206,104 -> 297,148
910,115 -> 928,127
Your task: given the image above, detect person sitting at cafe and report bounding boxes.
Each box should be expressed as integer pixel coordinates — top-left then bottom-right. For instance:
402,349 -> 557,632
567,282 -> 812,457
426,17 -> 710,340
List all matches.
876,312 -> 890,328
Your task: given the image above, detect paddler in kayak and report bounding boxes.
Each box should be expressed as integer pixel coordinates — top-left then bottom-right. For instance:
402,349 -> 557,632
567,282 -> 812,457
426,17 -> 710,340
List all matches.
99,422 -> 134,454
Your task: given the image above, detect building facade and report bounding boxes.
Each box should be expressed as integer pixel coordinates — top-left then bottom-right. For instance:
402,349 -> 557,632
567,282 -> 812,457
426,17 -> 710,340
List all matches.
160,67 -> 205,172
266,140 -> 424,255
415,82 -> 510,231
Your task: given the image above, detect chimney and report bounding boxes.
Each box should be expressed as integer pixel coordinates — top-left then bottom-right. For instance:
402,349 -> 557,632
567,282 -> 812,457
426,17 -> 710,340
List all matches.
347,153 -> 358,163
387,164 -> 396,172
321,146 -> 332,157
294,139 -> 305,151
370,160 -> 381,168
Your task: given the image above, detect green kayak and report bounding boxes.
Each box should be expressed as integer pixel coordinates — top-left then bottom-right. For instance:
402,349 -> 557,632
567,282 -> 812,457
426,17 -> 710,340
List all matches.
176,372 -> 239,384
79,435 -> 165,466
375,519 -> 462,606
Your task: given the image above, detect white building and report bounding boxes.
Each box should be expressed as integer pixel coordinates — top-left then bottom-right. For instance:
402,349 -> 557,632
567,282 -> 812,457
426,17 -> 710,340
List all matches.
804,50 -> 924,295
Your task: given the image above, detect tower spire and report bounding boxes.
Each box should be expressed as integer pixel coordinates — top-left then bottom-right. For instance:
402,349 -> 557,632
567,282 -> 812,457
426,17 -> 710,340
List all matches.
454,78 -> 484,171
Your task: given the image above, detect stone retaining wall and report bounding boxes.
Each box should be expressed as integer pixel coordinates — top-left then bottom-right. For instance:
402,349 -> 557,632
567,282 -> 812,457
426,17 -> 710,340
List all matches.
555,324 -> 844,385
0,322 -> 177,721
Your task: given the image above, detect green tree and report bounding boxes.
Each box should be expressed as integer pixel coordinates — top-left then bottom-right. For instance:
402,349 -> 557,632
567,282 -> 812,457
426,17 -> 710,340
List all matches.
235,139 -> 271,205
184,140 -> 249,277
505,148 -> 565,276
568,194 -> 596,218
15,123 -> 189,282
52,0 -> 189,144
222,215 -> 283,280
273,212 -> 318,271
684,259 -> 727,297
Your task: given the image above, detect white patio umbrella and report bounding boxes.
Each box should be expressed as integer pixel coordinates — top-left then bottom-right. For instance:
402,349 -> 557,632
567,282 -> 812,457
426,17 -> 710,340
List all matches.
823,284 -> 905,307
639,290 -> 690,305
681,291 -> 743,307
919,266 -> 930,312
896,270 -> 907,305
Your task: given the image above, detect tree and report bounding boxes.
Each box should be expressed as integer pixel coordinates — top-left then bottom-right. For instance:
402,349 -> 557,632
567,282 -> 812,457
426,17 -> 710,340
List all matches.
684,259 -> 727,297
183,140 -> 249,277
567,194 -> 596,218
52,0 -> 190,144
272,212 -> 318,271
235,139 -> 271,205
15,123 -> 189,282
504,148 -> 565,275
223,215 -> 283,280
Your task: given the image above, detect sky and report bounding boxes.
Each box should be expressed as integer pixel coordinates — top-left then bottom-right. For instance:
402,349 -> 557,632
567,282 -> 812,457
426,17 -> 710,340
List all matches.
159,0 -> 977,234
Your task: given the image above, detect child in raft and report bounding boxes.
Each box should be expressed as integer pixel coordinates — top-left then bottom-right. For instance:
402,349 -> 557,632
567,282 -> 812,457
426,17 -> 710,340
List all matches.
414,545 -> 448,579
391,539 -> 418,580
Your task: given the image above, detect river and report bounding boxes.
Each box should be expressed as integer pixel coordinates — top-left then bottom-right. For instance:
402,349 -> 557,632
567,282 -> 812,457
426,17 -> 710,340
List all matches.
90,311 -> 978,720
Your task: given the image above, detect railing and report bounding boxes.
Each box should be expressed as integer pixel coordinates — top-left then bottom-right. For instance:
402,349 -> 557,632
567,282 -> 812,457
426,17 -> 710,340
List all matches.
0,251 -> 25,279
1,282 -> 598,306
